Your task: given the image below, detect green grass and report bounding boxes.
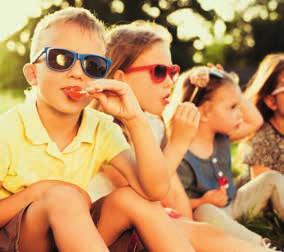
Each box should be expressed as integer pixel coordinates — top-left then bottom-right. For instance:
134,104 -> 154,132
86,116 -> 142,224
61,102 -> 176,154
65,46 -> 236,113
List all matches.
232,143 -> 284,250
238,210 -> 284,249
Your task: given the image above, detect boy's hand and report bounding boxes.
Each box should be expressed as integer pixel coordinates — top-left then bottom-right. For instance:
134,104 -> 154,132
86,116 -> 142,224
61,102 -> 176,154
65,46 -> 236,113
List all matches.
87,79 -> 143,122
201,187 -> 228,207
170,102 -> 200,147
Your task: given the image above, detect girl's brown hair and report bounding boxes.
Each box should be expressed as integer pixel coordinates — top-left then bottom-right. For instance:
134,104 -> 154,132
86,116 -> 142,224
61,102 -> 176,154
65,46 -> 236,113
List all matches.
178,66 -> 239,106
105,20 -> 172,78
245,53 -> 284,121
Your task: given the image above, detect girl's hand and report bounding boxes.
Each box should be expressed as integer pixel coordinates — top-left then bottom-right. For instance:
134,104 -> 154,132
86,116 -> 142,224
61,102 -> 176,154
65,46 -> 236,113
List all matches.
207,63 -> 224,71
201,187 -> 228,207
87,79 -> 143,123
170,102 -> 200,147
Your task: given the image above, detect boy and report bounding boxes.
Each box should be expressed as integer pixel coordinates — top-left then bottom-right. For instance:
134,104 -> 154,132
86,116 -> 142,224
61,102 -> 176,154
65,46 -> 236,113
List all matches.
0,7 -> 194,252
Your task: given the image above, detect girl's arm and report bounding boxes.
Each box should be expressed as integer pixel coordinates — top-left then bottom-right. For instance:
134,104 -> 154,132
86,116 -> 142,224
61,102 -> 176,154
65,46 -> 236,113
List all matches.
163,102 -> 200,175
110,116 -> 170,201
90,79 -> 170,201
229,96 -> 263,141
190,187 -> 228,209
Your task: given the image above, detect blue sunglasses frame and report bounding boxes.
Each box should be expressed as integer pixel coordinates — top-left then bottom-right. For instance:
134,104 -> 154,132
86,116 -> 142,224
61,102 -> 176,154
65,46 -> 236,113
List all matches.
31,47 -> 112,79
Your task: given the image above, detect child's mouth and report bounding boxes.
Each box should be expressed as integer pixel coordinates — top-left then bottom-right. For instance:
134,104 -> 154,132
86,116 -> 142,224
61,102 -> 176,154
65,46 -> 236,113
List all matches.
162,94 -> 170,105
62,86 -> 104,101
62,86 -> 87,101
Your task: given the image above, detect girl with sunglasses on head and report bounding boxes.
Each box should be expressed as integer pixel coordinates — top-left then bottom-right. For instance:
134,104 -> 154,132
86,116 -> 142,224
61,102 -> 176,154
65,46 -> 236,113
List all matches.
89,20 -> 279,252
244,54 -> 284,178
175,66 -> 284,250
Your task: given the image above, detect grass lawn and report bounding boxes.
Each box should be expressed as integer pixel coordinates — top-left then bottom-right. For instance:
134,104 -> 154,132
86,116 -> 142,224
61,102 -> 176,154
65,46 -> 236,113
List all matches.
233,143 -> 284,249
239,210 -> 284,249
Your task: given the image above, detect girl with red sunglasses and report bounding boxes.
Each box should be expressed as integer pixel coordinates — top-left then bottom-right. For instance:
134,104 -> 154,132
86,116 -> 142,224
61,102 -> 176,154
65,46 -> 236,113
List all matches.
89,21 -> 272,252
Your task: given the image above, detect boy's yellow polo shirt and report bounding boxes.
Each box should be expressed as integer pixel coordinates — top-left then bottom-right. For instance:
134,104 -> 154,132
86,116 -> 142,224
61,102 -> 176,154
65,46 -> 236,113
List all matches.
0,100 -> 129,199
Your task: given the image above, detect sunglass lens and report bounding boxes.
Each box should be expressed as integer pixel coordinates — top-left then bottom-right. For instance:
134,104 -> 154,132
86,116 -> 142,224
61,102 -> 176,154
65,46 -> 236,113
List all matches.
153,65 -> 167,82
83,55 -> 107,78
47,49 -> 74,70
169,66 -> 180,81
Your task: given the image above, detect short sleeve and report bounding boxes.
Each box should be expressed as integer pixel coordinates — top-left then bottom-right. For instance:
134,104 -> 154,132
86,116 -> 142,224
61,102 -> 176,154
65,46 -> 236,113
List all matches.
244,130 -> 273,167
98,122 -> 130,164
0,142 -> 10,181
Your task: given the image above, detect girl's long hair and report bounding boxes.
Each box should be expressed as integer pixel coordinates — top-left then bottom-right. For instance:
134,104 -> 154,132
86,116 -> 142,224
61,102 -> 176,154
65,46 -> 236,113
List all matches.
245,53 -> 284,121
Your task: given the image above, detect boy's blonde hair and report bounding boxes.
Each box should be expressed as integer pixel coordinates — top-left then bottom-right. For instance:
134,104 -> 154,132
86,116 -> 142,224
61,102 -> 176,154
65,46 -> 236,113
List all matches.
30,7 -> 106,62
105,20 -> 172,78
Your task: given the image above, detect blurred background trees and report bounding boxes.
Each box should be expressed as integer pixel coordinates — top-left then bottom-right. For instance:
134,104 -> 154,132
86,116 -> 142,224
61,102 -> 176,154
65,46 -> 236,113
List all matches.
1,0 -> 284,94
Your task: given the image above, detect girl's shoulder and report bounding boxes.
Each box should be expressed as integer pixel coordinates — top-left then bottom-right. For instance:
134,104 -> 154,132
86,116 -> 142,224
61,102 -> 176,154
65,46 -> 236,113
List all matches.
252,122 -> 282,144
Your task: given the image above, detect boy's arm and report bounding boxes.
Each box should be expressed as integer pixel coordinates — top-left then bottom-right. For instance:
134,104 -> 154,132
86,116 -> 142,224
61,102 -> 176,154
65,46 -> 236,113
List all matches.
0,180 -> 91,228
229,96 -> 263,141
0,182 -> 38,227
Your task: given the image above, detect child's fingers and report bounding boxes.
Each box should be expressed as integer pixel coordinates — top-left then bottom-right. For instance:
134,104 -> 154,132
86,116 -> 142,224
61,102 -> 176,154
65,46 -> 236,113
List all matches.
87,79 -> 128,95
216,64 -> 224,70
207,62 -> 214,68
89,92 -> 107,106
185,105 -> 198,122
173,104 -> 184,119
176,102 -> 193,121
207,63 -> 223,71
192,110 -> 200,125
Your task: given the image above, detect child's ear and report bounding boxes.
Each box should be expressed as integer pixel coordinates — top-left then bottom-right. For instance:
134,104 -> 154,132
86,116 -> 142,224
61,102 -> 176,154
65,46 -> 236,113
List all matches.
23,63 -> 37,86
113,70 -> 126,82
264,95 -> 277,111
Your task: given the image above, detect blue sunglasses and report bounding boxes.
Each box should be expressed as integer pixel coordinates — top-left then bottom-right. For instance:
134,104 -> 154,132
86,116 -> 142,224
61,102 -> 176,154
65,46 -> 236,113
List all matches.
32,47 -> 112,79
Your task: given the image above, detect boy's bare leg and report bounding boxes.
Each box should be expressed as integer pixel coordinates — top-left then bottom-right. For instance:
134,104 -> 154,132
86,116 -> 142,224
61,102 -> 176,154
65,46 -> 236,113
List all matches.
97,187 -> 195,252
19,185 -> 108,252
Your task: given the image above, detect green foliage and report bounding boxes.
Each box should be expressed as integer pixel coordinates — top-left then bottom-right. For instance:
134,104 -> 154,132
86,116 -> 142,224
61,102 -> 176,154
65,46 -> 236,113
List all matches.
1,0 -> 284,93
0,89 -> 24,114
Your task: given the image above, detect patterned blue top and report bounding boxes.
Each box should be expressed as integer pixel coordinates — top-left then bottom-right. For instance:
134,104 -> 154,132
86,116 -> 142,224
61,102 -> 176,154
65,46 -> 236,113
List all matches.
177,134 -> 236,202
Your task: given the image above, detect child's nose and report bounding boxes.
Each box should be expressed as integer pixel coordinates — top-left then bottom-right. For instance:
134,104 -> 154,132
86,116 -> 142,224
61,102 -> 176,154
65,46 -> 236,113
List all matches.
162,75 -> 174,89
68,59 -> 85,79
237,107 -> 243,119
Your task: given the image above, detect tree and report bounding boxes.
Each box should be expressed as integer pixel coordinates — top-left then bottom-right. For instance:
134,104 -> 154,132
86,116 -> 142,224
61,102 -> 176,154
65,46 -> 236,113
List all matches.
1,0 -> 284,90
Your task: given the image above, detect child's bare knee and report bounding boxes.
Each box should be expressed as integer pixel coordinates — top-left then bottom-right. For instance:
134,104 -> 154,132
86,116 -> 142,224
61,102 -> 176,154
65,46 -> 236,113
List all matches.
104,187 -> 161,217
43,185 -> 89,213
104,187 -> 139,211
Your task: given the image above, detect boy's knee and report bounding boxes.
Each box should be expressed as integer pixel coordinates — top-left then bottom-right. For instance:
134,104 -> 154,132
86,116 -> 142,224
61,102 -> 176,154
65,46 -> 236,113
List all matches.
103,187 -> 160,215
42,185 -> 89,212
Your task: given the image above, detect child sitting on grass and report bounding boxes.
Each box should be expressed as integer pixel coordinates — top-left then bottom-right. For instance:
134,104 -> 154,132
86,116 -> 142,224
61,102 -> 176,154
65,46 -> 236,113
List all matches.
0,7 -> 195,252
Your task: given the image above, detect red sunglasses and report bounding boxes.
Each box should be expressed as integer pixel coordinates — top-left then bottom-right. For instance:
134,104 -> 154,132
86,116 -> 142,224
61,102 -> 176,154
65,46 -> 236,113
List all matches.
125,64 -> 180,83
